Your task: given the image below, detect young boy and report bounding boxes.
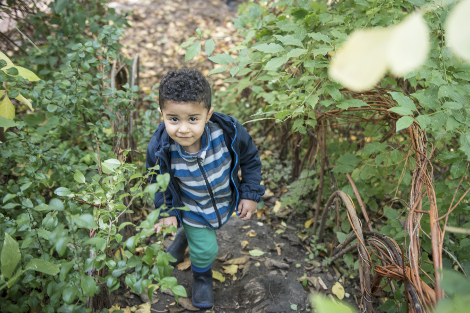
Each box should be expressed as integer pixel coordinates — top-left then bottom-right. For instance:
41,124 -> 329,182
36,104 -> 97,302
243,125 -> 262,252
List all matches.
146,69 -> 265,308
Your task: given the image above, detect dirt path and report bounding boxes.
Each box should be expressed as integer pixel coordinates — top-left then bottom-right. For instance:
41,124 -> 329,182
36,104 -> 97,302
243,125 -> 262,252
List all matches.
110,1 -> 361,312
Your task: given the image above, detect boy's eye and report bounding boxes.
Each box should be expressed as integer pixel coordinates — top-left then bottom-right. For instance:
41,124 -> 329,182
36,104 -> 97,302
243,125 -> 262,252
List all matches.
189,117 -> 198,122
170,117 -> 179,122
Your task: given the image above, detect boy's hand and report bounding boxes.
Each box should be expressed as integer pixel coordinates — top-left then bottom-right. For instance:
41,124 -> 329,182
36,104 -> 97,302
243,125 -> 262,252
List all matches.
237,199 -> 257,221
153,216 -> 177,235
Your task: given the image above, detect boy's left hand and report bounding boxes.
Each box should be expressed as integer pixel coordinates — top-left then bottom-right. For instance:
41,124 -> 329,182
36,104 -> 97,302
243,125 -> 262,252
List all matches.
237,199 -> 257,221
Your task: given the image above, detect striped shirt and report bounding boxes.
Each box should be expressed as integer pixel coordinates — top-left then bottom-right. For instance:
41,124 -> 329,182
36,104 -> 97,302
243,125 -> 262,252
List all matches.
170,121 -> 233,229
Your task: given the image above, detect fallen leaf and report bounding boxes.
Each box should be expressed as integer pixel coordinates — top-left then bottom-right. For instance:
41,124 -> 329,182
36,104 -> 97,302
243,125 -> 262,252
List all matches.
317,277 -> 328,290
276,246 -> 281,256
224,256 -> 250,265
241,240 -> 249,249
212,270 -> 226,282
264,258 -> 289,270
305,218 -> 315,229
176,258 -> 191,271
216,252 -> 232,262
332,282 -> 345,300
223,264 -> 238,275
246,229 -> 257,237
168,304 -> 185,313
242,225 -> 251,229
178,298 -> 199,311
109,305 -> 122,313
249,249 -> 265,257
240,262 -> 251,279
272,201 -> 281,213
255,262 -> 260,267
162,289 -> 174,296
131,303 -> 151,313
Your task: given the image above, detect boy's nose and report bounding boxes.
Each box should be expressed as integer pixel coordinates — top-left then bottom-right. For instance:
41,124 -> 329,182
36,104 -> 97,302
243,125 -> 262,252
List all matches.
178,123 -> 189,133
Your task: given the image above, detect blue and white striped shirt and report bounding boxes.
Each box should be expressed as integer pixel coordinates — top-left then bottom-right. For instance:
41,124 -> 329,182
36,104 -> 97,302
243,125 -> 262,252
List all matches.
170,121 -> 233,228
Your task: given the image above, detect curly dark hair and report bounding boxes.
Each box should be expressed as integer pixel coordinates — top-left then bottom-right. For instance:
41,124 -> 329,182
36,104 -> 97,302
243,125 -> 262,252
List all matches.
159,69 -> 211,110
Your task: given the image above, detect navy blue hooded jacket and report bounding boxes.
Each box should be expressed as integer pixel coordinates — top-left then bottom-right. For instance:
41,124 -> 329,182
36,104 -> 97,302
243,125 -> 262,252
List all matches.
146,112 -> 265,230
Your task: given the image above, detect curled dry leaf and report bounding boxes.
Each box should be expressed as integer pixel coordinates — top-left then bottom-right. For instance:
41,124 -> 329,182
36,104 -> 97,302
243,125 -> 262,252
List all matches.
264,258 -> 290,270
224,256 -> 250,265
178,298 -> 200,311
246,229 -> 257,237
272,201 -> 281,214
241,240 -> 249,249
176,258 -> 191,271
240,261 -> 251,279
216,251 -> 232,262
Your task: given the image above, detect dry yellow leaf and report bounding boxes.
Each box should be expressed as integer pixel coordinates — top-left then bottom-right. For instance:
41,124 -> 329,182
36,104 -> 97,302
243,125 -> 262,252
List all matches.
332,282 -> 345,300
272,201 -> 281,213
224,256 -> 250,265
223,264 -> 238,275
304,218 -> 315,229
212,270 -> 225,282
241,240 -> 249,249
246,229 -> 257,237
176,258 -> 191,271
109,304 -> 121,313
242,225 -> 251,229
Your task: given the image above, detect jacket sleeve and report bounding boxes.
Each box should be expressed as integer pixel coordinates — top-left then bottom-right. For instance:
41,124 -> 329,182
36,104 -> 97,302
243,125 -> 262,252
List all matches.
146,141 -> 178,219
236,122 -> 265,202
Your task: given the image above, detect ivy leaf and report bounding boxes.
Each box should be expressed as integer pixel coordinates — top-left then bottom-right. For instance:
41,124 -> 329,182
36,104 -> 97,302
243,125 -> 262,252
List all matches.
396,116 -> 414,132
274,35 -> 304,47
25,258 -> 60,275
185,42 -> 201,61
1,233 -> 21,279
445,0 -> 470,62
253,43 -> 286,53
205,39 -> 216,56
171,285 -> 188,297
336,232 -> 348,243
265,56 -> 288,71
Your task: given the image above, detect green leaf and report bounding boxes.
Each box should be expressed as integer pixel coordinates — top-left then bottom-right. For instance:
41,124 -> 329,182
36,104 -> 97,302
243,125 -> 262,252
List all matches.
274,35 -> 304,47
0,93 -> 15,120
1,233 -> 21,279
442,102 -> 462,110
416,115 -> 431,130
196,28 -> 202,39
205,39 -> 216,56
313,47 -> 333,58
291,304 -> 298,311
62,286 -> 78,304
6,67 -> 19,75
74,171 -> 86,184
49,198 -> 64,211
25,258 -> 60,275
171,285 -> 188,297
33,203 -> 50,212
84,237 -> 107,252
0,115 -> 17,128
312,294 -> 358,313
336,232 -> 348,243
81,276 -> 97,296
53,0 -> 68,13
363,142 -> 387,155
185,42 -> 201,61
209,53 -> 235,65
389,92 -> 417,111
337,99 -> 368,109
209,66 -> 228,75
180,37 -> 196,49
3,194 -> 17,203
388,107 -> 413,116
55,187 -> 72,197
265,56 -> 288,71
308,32 -> 331,43
253,43 -> 286,53
249,249 -> 265,257
287,48 -> 307,59
72,214 -> 98,229
396,116 -> 414,132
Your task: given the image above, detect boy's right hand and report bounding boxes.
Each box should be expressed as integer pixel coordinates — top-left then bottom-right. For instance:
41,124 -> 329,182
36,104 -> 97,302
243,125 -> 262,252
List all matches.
153,216 -> 178,235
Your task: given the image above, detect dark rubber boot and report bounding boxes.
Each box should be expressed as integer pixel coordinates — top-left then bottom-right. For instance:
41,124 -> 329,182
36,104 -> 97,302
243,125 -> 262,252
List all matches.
191,268 -> 214,308
165,227 -> 188,266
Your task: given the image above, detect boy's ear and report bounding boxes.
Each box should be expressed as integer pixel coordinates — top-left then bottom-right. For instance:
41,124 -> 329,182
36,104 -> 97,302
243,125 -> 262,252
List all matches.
206,107 -> 214,122
158,107 -> 162,115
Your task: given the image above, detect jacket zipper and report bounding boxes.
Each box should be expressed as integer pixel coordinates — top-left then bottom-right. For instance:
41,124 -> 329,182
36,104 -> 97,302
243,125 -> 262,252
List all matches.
197,157 -> 222,228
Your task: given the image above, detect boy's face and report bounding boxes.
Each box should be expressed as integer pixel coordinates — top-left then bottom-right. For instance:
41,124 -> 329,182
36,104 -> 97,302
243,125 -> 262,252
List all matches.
159,101 -> 214,154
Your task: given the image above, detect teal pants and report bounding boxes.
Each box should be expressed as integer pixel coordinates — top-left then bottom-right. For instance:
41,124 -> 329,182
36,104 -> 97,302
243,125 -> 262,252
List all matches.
183,223 -> 218,269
